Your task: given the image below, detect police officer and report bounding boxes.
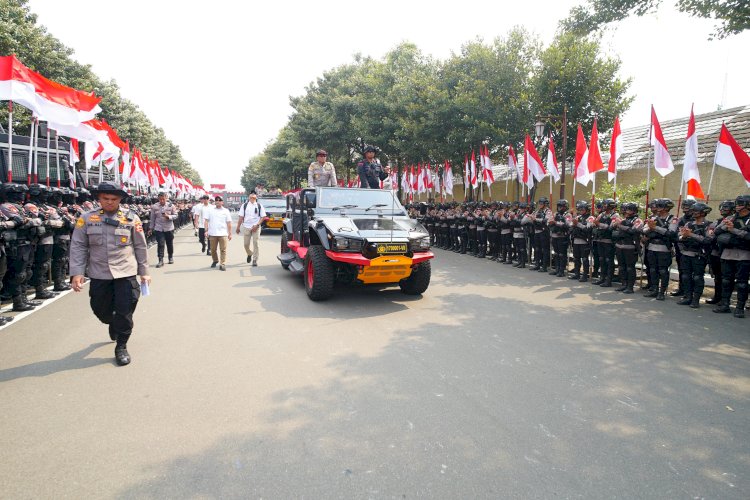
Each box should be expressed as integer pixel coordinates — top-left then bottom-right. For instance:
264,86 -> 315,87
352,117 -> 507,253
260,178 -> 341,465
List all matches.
612,202 -> 642,294
711,194 -> 750,318
357,146 -> 388,188
69,182 -> 150,366
308,149 -> 338,187
671,199 -> 696,297
677,202 -> 712,308
706,200 -> 735,305
549,199 -> 571,277
592,199 -> 617,287
568,201 -> 593,282
149,190 -> 178,268
642,198 -> 677,301
530,197 -> 551,272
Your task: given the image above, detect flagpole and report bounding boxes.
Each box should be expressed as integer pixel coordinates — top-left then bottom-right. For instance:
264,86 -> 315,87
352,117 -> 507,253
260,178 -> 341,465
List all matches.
706,148 -> 718,203
28,117 -> 36,185
54,132 -> 61,188
646,124 -> 653,210
45,122 -> 51,186
591,171 -> 596,209
6,101 -> 12,183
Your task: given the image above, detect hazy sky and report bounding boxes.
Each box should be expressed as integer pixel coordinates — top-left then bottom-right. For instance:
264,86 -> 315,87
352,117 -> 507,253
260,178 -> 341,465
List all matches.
26,0 -> 750,189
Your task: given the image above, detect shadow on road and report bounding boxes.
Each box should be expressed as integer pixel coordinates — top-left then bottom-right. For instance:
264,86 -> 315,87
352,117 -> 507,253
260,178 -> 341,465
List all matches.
0,342 -> 113,383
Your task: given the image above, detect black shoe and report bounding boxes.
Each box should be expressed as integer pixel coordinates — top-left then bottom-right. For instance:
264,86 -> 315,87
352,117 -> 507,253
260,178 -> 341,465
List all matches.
615,285 -> 627,292
600,281 -> 612,288
677,297 -> 692,305
220,265 -> 226,271
644,291 -> 658,298
24,296 -> 43,307
656,292 -> 666,301
168,258 -> 174,264
592,279 -> 604,286
12,296 -> 34,312
705,297 -> 720,304
155,260 -> 164,268
690,298 -> 700,308
252,261 -> 258,267
0,316 -> 13,325
670,289 -> 684,297
115,345 -> 131,366
53,282 -> 72,292
211,261 -> 218,268
548,269 -> 558,275
734,308 -> 745,318
35,288 -> 58,300
247,255 -> 251,263
623,288 -> 634,294
568,274 -> 580,280
578,276 -> 588,283
529,265 -> 540,271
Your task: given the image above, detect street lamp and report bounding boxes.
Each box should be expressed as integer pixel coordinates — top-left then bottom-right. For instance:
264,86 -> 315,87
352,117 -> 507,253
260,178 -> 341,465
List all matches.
534,105 -> 568,199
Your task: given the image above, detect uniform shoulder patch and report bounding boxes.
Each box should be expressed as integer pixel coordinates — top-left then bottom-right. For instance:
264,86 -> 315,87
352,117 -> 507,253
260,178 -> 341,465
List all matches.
76,217 -> 85,228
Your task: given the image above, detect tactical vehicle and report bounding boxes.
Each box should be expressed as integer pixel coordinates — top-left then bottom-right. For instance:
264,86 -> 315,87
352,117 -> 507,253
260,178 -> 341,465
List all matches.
277,187 -> 434,301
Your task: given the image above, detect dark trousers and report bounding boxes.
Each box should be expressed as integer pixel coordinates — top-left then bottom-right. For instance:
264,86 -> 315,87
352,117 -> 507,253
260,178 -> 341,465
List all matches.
616,246 -> 637,290
709,254 -> 723,300
551,237 -> 569,274
90,277 -> 140,344
591,241 -> 601,277
31,243 -> 53,287
681,254 -> 707,299
52,239 -> 70,285
572,243 -> 590,277
720,259 -> 750,307
154,230 -> 174,260
533,232 -> 550,268
648,250 -> 672,292
3,243 -> 33,297
597,241 -> 616,282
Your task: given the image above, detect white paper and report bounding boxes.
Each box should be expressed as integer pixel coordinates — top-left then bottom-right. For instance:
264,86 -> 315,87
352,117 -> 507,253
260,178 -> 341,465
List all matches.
140,282 -> 150,297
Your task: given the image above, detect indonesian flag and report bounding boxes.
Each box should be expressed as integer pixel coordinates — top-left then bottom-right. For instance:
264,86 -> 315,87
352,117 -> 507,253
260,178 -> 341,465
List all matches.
524,134 -> 546,186
390,170 -> 398,191
410,165 -> 418,193
0,55 -> 101,125
608,116 -> 622,182
650,106 -> 674,176
682,105 -> 705,198
464,155 -> 470,192
69,138 -> 80,165
443,160 -> 453,194
121,142 -> 130,181
587,118 -> 604,174
401,167 -> 410,194
574,123 -> 592,186
84,141 -> 103,168
155,160 -> 166,185
417,163 -> 425,194
470,150 -> 478,188
508,145 -> 519,179
546,132 -> 560,182
482,145 -> 495,185
715,123 -> 750,187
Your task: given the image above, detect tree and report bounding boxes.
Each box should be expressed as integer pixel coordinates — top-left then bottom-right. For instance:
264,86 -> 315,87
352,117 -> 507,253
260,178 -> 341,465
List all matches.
562,0 -> 749,39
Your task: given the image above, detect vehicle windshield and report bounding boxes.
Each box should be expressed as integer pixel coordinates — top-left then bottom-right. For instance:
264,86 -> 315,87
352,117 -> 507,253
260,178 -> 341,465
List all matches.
258,198 -> 287,211
318,188 -> 402,212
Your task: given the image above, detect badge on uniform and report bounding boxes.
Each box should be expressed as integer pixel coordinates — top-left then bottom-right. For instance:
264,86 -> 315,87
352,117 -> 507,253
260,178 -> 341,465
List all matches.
76,217 -> 85,228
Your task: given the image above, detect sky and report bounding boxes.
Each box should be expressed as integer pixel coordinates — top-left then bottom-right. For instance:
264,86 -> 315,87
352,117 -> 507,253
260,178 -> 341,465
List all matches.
26,0 -> 750,190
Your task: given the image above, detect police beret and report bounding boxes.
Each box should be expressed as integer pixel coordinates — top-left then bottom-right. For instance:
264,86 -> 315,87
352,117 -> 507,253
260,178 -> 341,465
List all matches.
92,182 -> 128,198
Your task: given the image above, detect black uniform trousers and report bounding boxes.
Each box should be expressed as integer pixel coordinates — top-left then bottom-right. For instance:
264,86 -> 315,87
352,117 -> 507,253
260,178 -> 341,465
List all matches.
648,250 -> 672,292
89,277 -> 141,344
615,246 -> 638,290
3,242 -> 33,297
597,241 -> 616,282
571,243 -> 590,277
154,230 -> 174,259
681,254 -> 707,299
533,231 -> 550,268
720,259 -> 750,307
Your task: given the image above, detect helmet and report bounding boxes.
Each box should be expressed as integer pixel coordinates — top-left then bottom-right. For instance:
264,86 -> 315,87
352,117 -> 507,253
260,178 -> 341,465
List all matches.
363,145 -> 378,155
719,200 -> 736,216
595,200 -> 603,210
603,198 -> 617,210
735,194 -> 750,209
496,201 -> 505,209
28,183 -> 49,197
2,182 -> 28,194
575,201 -> 590,212
690,202 -> 712,216
518,201 -> 528,209
681,199 -> 696,210
537,197 -> 549,205
654,198 -> 675,210
528,201 -> 536,210
621,202 -> 638,213
557,199 -> 569,211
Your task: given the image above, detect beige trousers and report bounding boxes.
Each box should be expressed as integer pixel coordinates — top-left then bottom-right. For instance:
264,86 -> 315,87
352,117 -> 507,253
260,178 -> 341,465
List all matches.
242,226 -> 260,263
209,236 -> 228,265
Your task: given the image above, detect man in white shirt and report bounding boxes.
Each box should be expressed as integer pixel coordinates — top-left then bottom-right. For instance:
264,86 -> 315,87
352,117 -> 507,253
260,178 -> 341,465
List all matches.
236,192 -> 268,267
193,195 -> 212,254
205,196 -> 233,271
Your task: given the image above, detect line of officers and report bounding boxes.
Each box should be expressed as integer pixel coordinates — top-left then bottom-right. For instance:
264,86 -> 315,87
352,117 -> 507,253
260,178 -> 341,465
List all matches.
412,195 -> 750,318
0,182 -> 194,325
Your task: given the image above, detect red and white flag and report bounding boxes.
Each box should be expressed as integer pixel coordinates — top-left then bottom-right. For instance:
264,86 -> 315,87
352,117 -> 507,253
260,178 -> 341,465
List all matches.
443,160 -> 453,194
470,150 -> 478,188
574,123 -> 592,186
650,106 -> 674,177
69,138 -> 80,165
411,165 -> 418,193
683,105 -> 705,198
588,118 -> 604,174
546,132 -> 560,182
0,55 -> 101,125
715,123 -> 750,187
508,145 -> 520,179
464,155 -> 470,192
482,145 -> 495,185
417,164 -> 425,194
524,134 -> 546,187
608,116 -> 622,182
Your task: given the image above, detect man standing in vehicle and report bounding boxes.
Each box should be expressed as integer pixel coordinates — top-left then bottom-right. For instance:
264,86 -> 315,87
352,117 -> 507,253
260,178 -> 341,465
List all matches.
236,192 -> 268,267
357,146 -> 389,189
308,150 -> 337,187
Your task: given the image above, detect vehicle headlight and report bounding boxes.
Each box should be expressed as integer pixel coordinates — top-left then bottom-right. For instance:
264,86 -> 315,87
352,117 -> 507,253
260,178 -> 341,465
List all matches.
410,236 -> 430,251
333,236 -> 363,252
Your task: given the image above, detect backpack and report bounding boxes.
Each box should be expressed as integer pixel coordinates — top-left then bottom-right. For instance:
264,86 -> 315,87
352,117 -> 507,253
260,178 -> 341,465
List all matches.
242,200 -> 263,216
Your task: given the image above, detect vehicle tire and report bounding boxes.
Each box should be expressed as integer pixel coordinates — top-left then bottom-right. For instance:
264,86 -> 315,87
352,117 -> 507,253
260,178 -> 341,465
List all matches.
280,231 -> 290,269
304,245 -> 334,301
399,261 -> 431,295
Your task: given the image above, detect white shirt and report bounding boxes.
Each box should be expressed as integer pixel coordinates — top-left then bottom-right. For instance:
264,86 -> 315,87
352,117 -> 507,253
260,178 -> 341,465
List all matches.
239,201 -> 267,228
194,203 -> 211,226
205,207 -> 233,236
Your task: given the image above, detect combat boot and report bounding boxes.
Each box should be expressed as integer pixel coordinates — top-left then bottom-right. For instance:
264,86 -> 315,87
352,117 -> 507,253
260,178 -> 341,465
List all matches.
713,297 -> 731,313
12,295 -> 34,312
115,344 -> 131,366
656,288 -> 666,300
23,293 -> 42,307
0,316 -> 13,325
155,258 -> 164,268
35,286 -> 58,300
677,296 -> 692,305
568,272 -> 580,280
689,293 -> 701,308
578,274 -> 588,283
599,279 -> 613,288
53,280 -> 71,292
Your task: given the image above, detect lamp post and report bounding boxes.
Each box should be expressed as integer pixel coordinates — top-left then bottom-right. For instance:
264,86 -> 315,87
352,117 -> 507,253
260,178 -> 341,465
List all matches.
534,105 -> 568,200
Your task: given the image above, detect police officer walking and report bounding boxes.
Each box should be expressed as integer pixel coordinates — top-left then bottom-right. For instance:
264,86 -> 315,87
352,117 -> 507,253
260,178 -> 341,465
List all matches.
308,150 -> 338,187
69,183 -> 150,366
149,190 -> 178,268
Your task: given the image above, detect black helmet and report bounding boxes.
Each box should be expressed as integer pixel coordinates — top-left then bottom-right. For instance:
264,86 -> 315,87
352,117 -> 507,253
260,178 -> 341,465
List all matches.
557,199 -> 569,210
363,145 -> 378,155
603,198 -> 617,210
497,201 -> 505,209
28,183 -> 49,197
681,199 -> 696,210
621,202 -> 639,213
538,197 -> 549,205
576,201 -> 590,212
2,182 -> 28,194
518,201 -> 528,209
690,202 -> 712,216
735,194 -> 750,209
719,199 -> 736,215
528,201 -> 536,210
654,198 -> 674,210
595,200 -> 603,210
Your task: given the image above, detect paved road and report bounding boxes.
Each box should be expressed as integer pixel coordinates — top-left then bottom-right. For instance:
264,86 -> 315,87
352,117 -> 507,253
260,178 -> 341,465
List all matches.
1,226 -> 748,499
